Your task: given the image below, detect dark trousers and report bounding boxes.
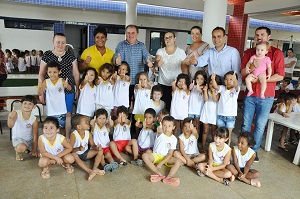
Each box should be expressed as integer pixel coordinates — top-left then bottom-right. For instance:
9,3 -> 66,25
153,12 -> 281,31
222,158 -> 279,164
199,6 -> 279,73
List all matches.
159,84 -> 172,111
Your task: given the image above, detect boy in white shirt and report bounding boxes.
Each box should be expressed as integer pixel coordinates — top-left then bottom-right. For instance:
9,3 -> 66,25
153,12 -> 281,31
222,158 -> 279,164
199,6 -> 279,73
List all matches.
142,116 -> 182,186
7,95 -> 39,161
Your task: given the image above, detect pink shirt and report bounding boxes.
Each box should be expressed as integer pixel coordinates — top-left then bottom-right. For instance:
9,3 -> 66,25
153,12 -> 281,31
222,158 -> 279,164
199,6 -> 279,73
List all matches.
250,55 -> 271,76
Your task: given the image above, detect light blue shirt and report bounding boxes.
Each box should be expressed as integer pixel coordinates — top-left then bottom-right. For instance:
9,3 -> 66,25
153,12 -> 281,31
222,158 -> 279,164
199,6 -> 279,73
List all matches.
196,45 -> 241,85
114,40 -> 151,85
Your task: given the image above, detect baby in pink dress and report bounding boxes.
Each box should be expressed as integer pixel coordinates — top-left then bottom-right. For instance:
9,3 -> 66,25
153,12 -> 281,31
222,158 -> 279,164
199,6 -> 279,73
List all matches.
245,41 -> 272,99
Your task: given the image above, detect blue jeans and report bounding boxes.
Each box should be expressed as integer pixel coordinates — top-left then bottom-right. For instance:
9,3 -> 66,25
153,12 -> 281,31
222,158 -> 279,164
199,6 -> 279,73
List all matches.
242,96 -> 274,152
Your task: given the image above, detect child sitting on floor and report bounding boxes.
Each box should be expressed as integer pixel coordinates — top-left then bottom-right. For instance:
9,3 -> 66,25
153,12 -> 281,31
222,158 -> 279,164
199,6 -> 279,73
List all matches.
174,117 -> 205,175
226,132 -> 261,187
38,117 -> 75,179
70,114 -> 105,181
142,116 -> 182,186
91,108 -> 119,172
7,95 -> 39,161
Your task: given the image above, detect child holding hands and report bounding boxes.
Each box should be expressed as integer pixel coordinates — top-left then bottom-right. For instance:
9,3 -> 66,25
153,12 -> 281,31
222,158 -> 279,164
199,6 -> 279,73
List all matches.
70,114 -> 105,181
38,117 -> 75,179
7,95 -> 38,161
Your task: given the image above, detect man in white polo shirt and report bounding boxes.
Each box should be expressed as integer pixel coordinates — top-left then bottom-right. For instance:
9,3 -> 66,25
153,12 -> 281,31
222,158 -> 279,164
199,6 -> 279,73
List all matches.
284,48 -> 297,78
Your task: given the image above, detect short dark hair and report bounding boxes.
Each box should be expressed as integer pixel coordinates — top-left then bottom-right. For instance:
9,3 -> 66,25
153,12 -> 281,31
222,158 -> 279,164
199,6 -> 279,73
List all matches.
255,26 -> 271,35
126,24 -> 139,33
151,85 -> 163,98
212,27 -> 226,36
93,26 -> 107,38
224,71 -> 238,80
158,109 -> 169,117
46,61 -> 60,71
239,132 -> 256,147
43,117 -> 59,129
182,117 -> 195,126
162,115 -> 175,126
21,95 -> 37,105
215,127 -> 229,139
81,67 -> 98,85
176,73 -> 191,89
71,114 -> 86,129
144,108 -> 156,118
288,48 -> 294,53
284,93 -> 296,102
190,26 -> 202,34
94,108 -> 108,118
53,33 -> 66,39
117,105 -> 129,116
135,72 -> 148,84
100,63 -> 114,75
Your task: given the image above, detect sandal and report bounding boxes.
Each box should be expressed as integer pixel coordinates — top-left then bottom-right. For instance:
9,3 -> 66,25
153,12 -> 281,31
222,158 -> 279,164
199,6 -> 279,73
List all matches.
41,170 -> 50,179
250,179 -> 261,188
16,153 -> 24,161
150,174 -> 165,182
111,162 -> 119,172
278,145 -> 289,152
196,168 -> 205,177
65,165 -> 74,174
162,177 -> 180,186
104,164 -> 112,172
223,178 -> 230,186
119,160 -> 127,166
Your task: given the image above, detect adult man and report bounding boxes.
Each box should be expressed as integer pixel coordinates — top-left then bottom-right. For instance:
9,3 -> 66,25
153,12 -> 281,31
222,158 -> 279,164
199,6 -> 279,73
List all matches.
284,48 -> 297,78
192,27 -> 241,85
114,25 -> 153,103
241,27 -> 284,162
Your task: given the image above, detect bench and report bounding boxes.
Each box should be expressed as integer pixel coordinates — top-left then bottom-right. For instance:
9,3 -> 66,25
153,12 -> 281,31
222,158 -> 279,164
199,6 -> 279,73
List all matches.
265,112 -> 300,165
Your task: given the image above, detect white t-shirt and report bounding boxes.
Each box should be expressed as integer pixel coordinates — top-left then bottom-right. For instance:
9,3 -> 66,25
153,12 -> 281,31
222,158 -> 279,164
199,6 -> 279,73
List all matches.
293,103 -> 300,112
113,123 -> 131,141
18,57 -> 26,72
233,146 -> 255,168
153,133 -> 177,156
132,88 -> 151,115
40,134 -> 65,156
113,76 -> 130,108
210,142 -> 231,166
217,85 -> 240,116
25,55 -> 30,67
284,56 -> 297,74
72,130 -> 89,155
77,83 -> 96,117
179,133 -> 199,155
157,47 -> 186,86
31,55 -> 37,66
149,100 -> 165,117
93,124 -> 110,148
188,86 -> 205,115
12,110 -> 36,141
138,127 -> 155,149
95,80 -> 114,110
170,88 -> 190,120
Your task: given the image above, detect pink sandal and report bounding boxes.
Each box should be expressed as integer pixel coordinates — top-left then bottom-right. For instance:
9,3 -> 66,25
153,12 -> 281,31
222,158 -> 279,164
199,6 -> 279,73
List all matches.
250,179 -> 261,187
162,177 -> 180,186
150,174 -> 165,182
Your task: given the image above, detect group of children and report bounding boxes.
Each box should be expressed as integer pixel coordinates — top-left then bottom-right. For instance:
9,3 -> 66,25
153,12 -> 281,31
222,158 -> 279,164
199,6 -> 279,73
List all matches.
4,48 -> 43,73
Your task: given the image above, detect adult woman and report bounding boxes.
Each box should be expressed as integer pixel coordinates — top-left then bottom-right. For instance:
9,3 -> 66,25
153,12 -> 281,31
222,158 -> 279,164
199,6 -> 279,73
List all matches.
38,33 -> 80,139
182,26 -> 210,79
155,31 -> 186,110
0,42 -> 8,87
80,26 -> 114,73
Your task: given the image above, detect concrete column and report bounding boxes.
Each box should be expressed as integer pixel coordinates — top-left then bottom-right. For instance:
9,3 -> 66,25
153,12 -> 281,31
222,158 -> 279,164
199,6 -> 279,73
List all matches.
126,0 -> 137,26
202,0 -> 228,47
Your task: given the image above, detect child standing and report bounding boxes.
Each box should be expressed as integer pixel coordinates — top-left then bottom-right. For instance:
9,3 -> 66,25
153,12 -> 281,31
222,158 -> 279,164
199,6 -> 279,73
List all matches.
134,108 -> 157,166
142,116 -> 182,186
188,70 -> 207,131
245,41 -> 272,99
211,71 -> 240,146
24,50 -> 31,73
76,67 -> 98,117
95,63 -> 116,117
149,85 -> 165,116
37,50 -> 43,70
5,49 -> 14,73
197,127 -> 233,185
226,132 -> 261,187
30,49 -> 38,73
174,117 -> 205,174
170,73 -> 191,136
200,74 -> 222,153
113,61 -> 130,116
109,106 -> 140,166
38,117 -> 75,179
7,95 -> 38,160
70,114 -> 105,181
17,52 -> 26,73
91,108 -> 119,172
37,61 -> 71,136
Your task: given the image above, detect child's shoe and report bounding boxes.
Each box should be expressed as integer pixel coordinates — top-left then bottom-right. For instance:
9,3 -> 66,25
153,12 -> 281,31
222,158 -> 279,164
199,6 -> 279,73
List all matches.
260,94 -> 265,99
247,90 -> 253,97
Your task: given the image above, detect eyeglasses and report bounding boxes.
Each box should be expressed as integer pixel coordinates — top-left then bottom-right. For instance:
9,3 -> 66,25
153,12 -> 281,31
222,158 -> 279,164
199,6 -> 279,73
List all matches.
164,36 -> 173,40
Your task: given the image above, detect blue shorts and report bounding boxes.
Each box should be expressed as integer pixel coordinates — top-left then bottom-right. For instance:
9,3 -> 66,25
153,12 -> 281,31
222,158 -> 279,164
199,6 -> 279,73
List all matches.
51,114 -> 66,129
217,115 -> 236,129
188,114 -> 200,119
65,93 -> 75,113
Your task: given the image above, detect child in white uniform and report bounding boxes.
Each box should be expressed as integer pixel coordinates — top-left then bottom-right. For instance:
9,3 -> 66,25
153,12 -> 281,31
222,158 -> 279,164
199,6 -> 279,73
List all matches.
30,49 -> 38,73
200,74 -> 221,153
7,95 -> 39,161
188,70 -> 207,132
95,63 -> 116,117
149,85 -> 165,116
113,61 -> 130,116
91,108 -> 119,172
211,71 -> 240,146
134,108 -> 156,166
174,117 -> 205,175
38,117 -> 75,179
38,61 -> 71,136
17,52 -> 26,73
70,114 -> 105,181
197,127 -> 233,186
25,50 -> 31,73
226,132 -> 261,187
142,116 -> 182,186
109,106 -> 139,166
76,67 -> 98,117
170,73 -> 190,136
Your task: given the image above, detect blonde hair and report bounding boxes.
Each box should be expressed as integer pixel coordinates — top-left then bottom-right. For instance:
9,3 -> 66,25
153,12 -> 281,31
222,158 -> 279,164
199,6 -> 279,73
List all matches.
256,41 -> 270,51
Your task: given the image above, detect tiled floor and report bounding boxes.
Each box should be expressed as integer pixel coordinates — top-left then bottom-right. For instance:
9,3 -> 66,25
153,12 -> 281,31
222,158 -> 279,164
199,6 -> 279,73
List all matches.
0,110 -> 300,199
